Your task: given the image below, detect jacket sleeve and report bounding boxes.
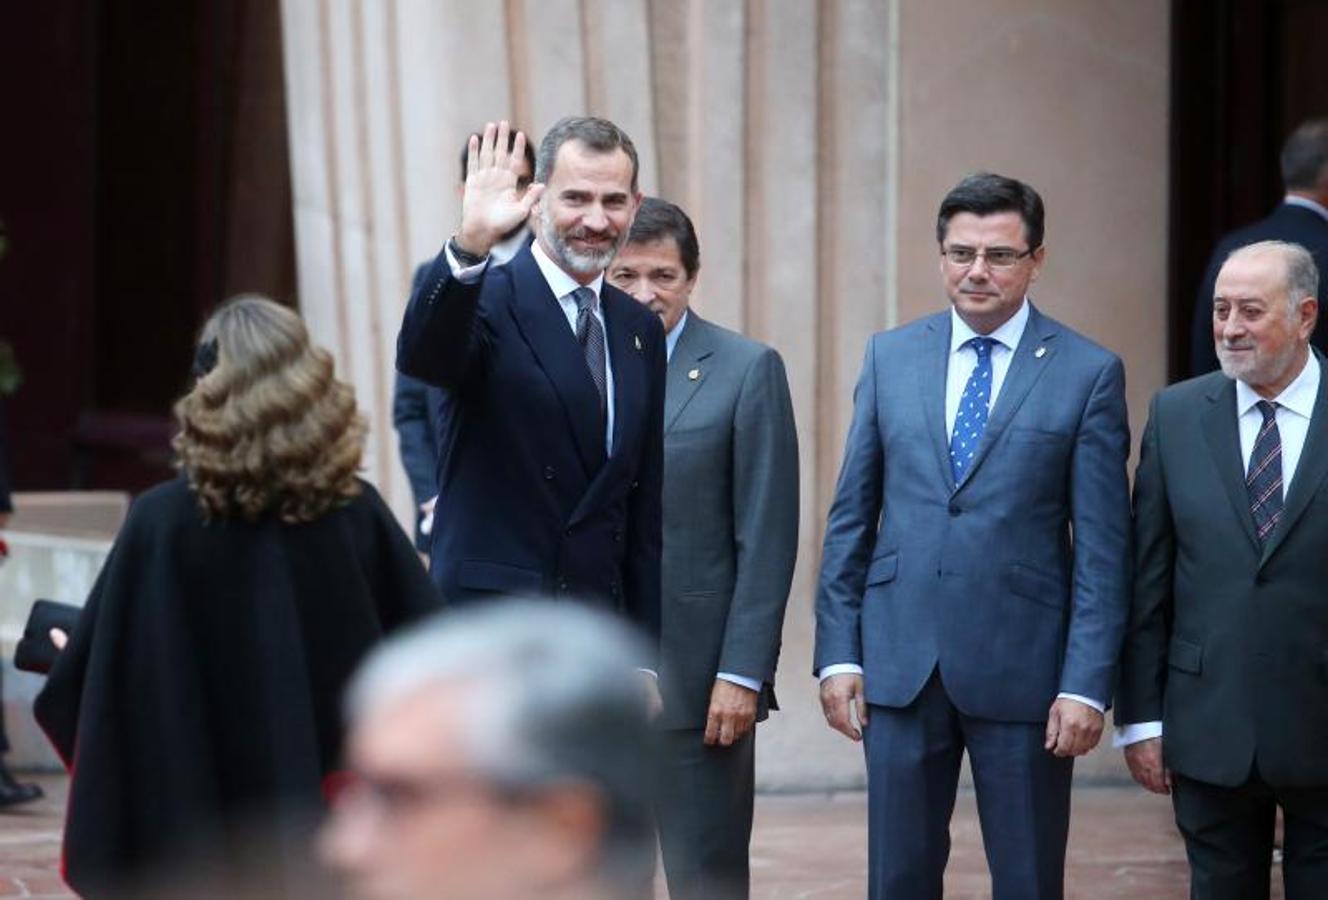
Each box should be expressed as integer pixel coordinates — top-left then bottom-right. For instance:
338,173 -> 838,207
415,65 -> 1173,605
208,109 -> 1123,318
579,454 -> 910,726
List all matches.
1059,355 -> 1133,706
622,316 -> 666,659
717,347 -> 799,682
395,246 -> 491,388
1115,393 -> 1174,724
391,373 -> 439,506
813,338 -> 884,675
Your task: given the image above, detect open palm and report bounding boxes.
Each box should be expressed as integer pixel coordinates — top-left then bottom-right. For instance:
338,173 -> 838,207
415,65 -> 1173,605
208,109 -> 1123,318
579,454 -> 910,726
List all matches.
457,121 -> 545,256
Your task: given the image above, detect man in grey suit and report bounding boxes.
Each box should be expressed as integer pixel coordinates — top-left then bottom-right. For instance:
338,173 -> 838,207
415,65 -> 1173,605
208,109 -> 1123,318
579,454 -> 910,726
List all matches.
608,197 -> 799,900
815,173 -> 1132,899
1118,241 -> 1328,898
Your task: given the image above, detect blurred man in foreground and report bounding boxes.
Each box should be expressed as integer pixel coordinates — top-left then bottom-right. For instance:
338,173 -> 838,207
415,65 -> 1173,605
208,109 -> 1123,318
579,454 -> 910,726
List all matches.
321,600 -> 655,900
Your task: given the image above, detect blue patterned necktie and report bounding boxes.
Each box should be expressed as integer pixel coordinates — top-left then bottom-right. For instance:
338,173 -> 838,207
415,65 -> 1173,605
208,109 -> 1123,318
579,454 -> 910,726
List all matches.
1246,400 -> 1283,544
573,287 -> 608,415
949,337 -> 996,482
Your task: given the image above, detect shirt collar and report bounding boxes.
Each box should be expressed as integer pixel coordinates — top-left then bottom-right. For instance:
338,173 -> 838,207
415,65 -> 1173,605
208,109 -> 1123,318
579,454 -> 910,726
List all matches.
531,239 -> 604,304
1235,352 -> 1321,419
1284,195 -> 1328,224
665,310 -> 689,362
949,298 -> 1030,354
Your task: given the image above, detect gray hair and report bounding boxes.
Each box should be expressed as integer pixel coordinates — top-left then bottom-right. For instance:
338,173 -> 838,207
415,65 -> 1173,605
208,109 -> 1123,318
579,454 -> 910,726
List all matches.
1224,240 -> 1320,317
347,599 -> 653,883
535,116 -> 640,192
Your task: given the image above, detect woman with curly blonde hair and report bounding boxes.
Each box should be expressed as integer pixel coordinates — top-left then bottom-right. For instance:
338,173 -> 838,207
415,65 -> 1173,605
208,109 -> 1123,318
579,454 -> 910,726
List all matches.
35,295 -> 440,898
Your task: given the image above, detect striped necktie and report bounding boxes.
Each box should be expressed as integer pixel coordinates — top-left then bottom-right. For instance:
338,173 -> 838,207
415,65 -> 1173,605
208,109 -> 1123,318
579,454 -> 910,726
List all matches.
573,286 -> 607,415
1246,399 -> 1283,545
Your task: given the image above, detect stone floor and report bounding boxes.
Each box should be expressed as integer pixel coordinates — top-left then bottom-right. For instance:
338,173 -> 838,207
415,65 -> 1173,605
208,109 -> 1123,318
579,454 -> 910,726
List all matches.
0,775 -> 1286,898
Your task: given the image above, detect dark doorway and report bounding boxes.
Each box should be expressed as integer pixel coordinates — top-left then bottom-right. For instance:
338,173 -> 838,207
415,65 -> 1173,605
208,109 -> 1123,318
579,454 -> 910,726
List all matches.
1170,0 -> 1328,381
0,0 -> 296,494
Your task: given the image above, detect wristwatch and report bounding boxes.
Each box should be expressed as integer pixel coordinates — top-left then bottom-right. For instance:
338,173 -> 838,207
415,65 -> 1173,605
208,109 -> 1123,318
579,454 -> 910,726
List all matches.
448,237 -> 486,267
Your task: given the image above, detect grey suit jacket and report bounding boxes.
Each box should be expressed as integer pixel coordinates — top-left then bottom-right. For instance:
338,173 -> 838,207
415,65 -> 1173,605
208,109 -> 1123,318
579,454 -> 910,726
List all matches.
1118,360 -> 1328,787
657,314 -> 800,731
815,304 -> 1132,722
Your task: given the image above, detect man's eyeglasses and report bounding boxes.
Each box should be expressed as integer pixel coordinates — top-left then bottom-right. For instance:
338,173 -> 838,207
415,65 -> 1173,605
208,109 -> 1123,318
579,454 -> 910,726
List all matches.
941,246 -> 1036,269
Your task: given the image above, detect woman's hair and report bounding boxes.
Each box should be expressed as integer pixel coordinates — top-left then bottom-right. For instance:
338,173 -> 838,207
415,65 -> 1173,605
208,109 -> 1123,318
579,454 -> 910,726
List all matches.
173,295 -> 365,523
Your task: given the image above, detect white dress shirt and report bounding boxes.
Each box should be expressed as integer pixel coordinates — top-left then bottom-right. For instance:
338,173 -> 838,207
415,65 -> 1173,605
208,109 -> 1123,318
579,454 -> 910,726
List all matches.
819,300 -> 1105,712
1115,353 -> 1321,747
447,238 -> 616,456
1284,194 -> 1328,223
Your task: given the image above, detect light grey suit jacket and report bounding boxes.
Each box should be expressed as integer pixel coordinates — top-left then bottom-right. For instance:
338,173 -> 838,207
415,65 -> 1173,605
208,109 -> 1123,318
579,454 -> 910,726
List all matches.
658,314 -> 800,731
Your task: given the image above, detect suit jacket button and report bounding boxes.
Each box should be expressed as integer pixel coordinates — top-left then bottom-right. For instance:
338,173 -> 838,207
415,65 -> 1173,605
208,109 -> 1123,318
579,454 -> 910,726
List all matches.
544,466 -> 556,480
611,584 -> 620,598
558,578 -> 568,591
948,504 -> 962,517
564,527 -> 573,536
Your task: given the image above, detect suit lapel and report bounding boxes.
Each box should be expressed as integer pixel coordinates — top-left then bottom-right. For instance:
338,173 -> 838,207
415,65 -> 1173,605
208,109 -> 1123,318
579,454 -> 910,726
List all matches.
664,314 -> 714,433
1200,378 -> 1261,551
921,315 -> 956,491
602,286 -> 645,457
1259,353 -> 1328,566
507,249 -> 606,478
954,304 -> 1057,491
566,285 -> 650,527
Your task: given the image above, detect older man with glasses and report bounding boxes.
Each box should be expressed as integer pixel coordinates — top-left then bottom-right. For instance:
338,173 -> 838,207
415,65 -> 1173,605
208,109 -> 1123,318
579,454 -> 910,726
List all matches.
815,172 -> 1132,899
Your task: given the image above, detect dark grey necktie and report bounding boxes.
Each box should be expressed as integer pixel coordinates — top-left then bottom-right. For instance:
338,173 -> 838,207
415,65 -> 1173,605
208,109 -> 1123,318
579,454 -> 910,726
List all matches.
1246,400 -> 1283,545
573,287 -> 607,415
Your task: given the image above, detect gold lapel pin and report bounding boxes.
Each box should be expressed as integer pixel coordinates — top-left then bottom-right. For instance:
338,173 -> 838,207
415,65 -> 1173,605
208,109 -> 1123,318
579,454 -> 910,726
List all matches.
1034,346 -> 1047,359
633,334 -> 642,351
688,368 -> 700,381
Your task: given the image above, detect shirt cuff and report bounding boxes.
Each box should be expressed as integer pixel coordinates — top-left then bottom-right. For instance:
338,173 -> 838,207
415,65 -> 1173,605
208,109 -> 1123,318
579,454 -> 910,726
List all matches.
818,663 -> 864,681
716,672 -> 762,692
1113,720 -> 1163,748
1056,692 -> 1106,714
444,241 -> 489,283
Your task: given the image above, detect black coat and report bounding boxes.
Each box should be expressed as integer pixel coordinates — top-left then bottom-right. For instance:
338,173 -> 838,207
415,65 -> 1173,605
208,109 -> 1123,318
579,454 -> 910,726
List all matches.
1190,201 -> 1328,376
34,477 -> 440,896
396,244 -> 665,653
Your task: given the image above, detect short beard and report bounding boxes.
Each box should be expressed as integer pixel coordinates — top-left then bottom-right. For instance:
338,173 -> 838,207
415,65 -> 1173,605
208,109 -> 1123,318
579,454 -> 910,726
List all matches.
539,206 -> 622,276
1216,337 -> 1301,386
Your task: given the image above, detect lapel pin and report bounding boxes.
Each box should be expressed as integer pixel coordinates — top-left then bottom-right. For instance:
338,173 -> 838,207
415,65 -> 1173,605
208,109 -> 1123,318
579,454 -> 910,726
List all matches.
688,368 -> 700,381
1034,346 -> 1047,359
633,334 -> 642,351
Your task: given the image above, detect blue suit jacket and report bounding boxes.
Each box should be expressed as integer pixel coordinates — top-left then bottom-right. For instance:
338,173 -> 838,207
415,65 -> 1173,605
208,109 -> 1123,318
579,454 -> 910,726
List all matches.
814,304 -> 1131,722
396,244 -> 665,646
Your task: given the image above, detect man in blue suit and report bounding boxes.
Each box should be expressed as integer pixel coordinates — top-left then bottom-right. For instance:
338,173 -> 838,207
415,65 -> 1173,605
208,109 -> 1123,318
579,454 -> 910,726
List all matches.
396,118 -> 665,664
815,173 -> 1132,899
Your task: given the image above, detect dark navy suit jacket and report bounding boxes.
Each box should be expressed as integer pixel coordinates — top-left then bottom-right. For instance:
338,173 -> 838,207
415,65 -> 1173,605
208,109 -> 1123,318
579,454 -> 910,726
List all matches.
396,244 -> 665,646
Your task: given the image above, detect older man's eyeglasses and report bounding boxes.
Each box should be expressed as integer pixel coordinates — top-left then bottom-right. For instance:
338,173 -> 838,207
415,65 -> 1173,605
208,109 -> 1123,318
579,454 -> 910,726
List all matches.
941,246 -> 1036,268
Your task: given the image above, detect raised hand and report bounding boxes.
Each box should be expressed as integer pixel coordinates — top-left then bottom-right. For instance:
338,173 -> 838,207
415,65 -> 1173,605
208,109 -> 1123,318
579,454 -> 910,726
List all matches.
455,121 -> 545,257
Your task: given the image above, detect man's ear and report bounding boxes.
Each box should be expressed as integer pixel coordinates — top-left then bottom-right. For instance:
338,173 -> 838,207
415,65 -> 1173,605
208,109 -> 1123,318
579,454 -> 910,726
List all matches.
1299,296 -> 1318,339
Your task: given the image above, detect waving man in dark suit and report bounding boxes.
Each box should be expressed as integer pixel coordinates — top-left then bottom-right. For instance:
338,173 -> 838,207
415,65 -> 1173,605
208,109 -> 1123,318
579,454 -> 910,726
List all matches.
396,119 -> 666,664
